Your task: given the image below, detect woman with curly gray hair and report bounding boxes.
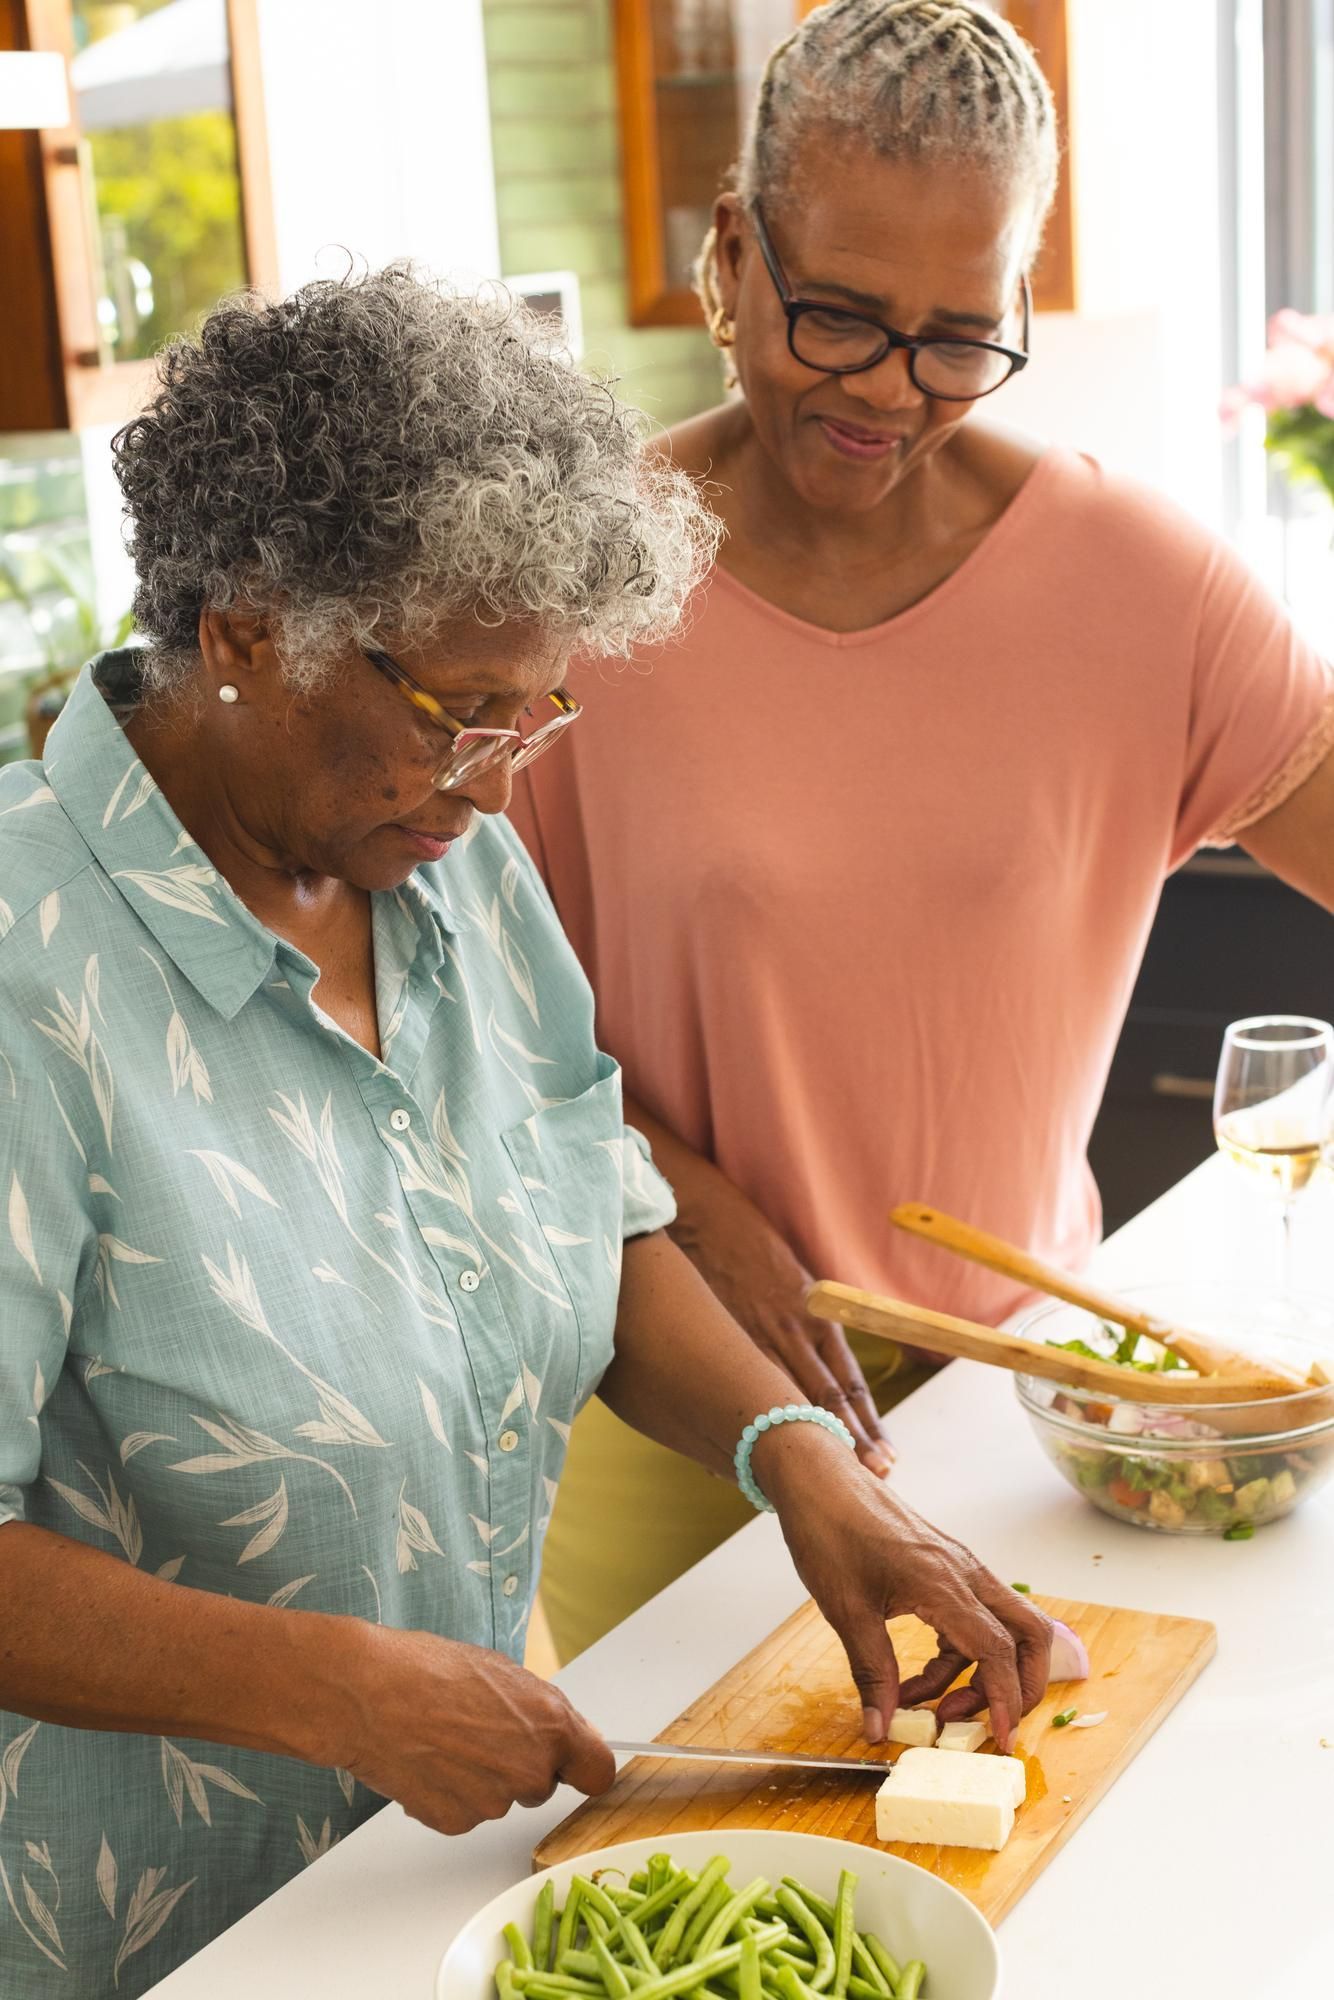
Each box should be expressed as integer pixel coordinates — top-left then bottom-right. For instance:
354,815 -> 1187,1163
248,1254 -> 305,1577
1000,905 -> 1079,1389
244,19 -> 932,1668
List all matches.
0,265 -> 1053,1997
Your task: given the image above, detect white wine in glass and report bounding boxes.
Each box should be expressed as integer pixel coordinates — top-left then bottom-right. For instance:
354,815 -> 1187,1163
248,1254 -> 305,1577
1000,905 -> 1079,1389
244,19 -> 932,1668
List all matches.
1213,1015 -> 1334,1296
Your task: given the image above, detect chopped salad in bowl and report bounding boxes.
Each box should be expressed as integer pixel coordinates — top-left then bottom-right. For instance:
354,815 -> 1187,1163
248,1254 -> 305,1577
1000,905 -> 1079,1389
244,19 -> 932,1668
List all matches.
1013,1282 -> 1334,1536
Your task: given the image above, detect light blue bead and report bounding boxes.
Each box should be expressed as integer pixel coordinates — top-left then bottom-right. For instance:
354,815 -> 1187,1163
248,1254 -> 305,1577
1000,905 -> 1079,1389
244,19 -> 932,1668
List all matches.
742,1424 -> 757,1443
784,1403 -> 799,1419
755,1413 -> 770,1432
768,1406 -> 785,1423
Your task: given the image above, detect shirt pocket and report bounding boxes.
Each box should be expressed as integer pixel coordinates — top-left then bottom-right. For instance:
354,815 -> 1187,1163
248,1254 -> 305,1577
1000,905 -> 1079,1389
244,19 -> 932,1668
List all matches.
500,1058 -> 626,1411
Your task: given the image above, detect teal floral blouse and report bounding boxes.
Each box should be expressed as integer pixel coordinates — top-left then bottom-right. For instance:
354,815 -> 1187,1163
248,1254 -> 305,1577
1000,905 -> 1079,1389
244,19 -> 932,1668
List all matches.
0,654 -> 674,1997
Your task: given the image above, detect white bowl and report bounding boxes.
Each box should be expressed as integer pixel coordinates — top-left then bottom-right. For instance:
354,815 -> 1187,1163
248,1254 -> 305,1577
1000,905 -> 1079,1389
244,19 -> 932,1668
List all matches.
436,1828 -> 1002,1998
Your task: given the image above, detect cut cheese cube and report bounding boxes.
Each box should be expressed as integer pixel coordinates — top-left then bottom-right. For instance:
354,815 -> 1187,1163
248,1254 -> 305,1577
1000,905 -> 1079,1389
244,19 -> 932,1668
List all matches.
937,1718 -> 990,1754
886,1707 -> 938,1747
875,1746 -> 1026,1851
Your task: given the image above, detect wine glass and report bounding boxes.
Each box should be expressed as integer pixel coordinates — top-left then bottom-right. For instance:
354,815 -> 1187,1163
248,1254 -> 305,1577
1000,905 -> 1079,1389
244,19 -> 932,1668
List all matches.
1214,1015 -> 1334,1300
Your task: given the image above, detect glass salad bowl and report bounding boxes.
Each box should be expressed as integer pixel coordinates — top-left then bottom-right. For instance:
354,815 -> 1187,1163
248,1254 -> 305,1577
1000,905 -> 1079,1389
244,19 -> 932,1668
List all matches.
1014,1281 -> 1334,1536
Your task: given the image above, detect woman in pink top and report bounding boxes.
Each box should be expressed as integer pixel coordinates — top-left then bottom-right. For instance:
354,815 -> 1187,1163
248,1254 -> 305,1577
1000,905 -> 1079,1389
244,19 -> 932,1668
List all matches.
510,0 -> 1334,1661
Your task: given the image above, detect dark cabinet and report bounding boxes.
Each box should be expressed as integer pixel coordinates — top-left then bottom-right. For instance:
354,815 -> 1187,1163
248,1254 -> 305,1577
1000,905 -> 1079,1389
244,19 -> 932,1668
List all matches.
1088,853 -> 1334,1230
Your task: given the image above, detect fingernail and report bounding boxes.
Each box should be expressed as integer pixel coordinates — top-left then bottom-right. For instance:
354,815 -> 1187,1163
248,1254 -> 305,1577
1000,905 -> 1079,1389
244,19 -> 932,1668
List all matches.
868,1446 -> 895,1478
863,1706 -> 885,1743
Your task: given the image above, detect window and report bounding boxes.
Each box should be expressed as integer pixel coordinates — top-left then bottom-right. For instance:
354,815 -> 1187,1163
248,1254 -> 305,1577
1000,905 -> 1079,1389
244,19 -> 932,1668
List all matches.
1223,0 -> 1334,652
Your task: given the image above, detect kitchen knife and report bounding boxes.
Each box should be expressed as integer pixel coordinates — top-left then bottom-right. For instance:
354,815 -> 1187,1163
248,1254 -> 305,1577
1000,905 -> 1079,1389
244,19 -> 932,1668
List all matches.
607,1739 -> 890,1777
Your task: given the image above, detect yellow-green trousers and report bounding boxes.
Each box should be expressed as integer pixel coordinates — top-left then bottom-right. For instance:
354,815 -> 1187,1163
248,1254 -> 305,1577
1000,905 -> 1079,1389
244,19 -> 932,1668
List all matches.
540,1334 -> 932,1664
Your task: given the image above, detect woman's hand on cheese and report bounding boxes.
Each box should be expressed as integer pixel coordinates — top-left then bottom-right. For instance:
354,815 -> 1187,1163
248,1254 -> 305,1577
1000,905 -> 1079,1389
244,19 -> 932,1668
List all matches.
677,1187 -> 895,1477
764,1435 -> 1053,1754
332,1625 -> 615,1835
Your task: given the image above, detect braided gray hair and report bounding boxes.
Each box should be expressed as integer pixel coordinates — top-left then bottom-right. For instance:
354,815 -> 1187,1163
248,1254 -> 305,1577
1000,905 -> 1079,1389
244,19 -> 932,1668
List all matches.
697,0 -> 1059,344
114,264 -> 720,695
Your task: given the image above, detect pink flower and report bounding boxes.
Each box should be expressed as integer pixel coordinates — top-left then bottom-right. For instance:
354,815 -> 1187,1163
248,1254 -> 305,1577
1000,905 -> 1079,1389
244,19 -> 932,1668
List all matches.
1268,307 -> 1334,358
1221,308 -> 1334,426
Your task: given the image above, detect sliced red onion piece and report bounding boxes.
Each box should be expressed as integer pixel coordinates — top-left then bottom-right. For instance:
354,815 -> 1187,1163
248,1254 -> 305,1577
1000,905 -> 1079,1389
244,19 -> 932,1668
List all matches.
1049,1619 -> 1089,1682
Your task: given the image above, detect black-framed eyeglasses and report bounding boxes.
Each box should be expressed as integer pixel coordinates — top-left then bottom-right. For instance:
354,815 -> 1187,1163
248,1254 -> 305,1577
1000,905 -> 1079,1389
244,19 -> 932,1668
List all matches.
363,647 -> 581,794
750,203 -> 1030,402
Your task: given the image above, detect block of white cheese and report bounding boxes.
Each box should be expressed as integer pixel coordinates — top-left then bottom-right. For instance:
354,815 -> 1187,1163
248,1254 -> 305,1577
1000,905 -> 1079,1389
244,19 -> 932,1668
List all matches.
937,1718 -> 990,1754
886,1707 -> 938,1747
876,1747 -> 1027,1851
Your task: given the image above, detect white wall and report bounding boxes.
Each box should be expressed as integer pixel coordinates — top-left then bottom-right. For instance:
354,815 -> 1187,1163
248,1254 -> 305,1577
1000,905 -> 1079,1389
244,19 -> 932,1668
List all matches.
1000,0 -> 1227,527
255,0 -> 500,290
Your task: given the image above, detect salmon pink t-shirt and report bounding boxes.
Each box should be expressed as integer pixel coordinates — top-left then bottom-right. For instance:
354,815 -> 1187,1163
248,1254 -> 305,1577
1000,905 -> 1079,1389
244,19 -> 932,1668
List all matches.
508,449 -> 1334,1326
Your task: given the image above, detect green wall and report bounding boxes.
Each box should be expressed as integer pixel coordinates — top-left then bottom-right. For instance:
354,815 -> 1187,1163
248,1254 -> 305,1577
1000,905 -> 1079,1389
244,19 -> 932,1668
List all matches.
482,0 -> 723,428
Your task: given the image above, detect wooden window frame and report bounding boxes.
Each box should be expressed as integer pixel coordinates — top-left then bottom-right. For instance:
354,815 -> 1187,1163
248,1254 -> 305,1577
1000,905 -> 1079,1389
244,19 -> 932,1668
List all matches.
0,0 -> 278,433
613,0 -> 1075,330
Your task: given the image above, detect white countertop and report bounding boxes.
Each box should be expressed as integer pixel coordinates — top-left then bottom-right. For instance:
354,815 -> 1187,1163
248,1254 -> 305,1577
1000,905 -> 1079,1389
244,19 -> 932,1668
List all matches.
151,1158 -> 1334,1999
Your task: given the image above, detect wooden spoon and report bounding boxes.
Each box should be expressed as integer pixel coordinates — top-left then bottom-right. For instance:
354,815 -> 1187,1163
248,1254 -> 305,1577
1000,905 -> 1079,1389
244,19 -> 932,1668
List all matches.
804,1280 -> 1312,1405
889,1201 -> 1322,1390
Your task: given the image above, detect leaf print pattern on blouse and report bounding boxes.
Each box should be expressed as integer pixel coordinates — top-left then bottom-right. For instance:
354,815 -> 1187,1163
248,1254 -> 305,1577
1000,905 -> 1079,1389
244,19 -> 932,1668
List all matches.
8,1174 -> 42,1285
32,962 -> 115,1151
159,1740 -> 262,1828
47,1464 -> 143,1564
394,1482 -> 446,1572
142,951 -> 213,1104
112,1866 -> 196,1988
220,1477 -> 289,1563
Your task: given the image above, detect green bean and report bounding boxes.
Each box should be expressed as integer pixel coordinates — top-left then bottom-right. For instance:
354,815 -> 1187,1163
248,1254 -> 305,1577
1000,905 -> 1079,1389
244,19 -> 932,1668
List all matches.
511,1972 -> 602,1998
621,1923 -> 787,2000
506,1921 -> 535,1970
653,1855 -> 731,1967
775,1888 -> 836,1993
592,1934 -> 632,1997
847,1938 -> 889,1997
896,1962 -> 925,2000
633,1871 -> 696,1930
572,1875 -> 658,1977
739,1934 -> 764,2000
496,1960 -> 519,1999
862,1939 -> 901,1993
555,1885 -> 583,1967
532,1882 -> 556,1973
774,1967 -> 819,2000
697,1877 -> 770,1960
831,1872 -> 857,1997
681,1878 -> 734,1960
782,1881 -> 836,1933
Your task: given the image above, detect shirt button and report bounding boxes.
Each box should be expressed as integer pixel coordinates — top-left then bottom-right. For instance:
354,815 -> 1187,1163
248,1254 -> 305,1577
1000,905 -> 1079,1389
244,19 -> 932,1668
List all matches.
459,1269 -> 481,1293
498,1429 -> 519,1453
502,1574 -> 520,1597
389,1108 -> 411,1133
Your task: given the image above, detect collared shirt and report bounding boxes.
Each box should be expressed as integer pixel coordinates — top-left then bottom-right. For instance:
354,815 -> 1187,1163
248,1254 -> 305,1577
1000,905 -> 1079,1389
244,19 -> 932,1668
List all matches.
0,653 -> 674,1998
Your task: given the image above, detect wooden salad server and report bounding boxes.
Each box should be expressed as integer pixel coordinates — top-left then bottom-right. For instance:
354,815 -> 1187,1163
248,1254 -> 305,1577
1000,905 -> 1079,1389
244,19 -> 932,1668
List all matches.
804,1280 -> 1311,1406
888,1201 -> 1324,1391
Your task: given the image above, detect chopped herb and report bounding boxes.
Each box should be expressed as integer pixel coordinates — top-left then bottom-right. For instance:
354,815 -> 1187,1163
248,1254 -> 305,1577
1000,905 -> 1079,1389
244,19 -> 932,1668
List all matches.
1223,1520 -> 1255,1541
1011,1582 -> 1032,1594
1051,1708 -> 1078,1728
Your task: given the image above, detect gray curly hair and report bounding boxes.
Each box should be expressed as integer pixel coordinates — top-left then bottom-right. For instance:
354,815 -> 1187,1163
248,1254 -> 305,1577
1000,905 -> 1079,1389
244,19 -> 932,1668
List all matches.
697,0 -> 1058,353
113,264 -> 719,693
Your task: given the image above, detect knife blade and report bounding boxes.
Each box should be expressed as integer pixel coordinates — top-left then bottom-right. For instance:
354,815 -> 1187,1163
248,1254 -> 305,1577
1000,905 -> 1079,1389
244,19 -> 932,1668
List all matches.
607,1739 -> 891,1778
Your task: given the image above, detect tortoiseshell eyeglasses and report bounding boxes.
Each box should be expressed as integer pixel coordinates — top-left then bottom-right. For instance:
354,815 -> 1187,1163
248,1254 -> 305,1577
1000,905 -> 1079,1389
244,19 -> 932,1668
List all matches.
363,647 -> 581,794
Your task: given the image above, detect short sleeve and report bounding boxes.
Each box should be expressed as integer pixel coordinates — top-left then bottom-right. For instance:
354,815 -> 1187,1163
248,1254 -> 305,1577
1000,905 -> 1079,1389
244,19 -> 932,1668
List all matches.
0,1005 -> 95,1525
617,1124 -> 677,1240
1173,534 -> 1334,862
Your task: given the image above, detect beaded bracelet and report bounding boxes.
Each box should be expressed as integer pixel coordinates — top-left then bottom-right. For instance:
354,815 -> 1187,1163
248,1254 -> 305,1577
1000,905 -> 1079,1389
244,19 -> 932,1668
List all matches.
733,1402 -> 857,1513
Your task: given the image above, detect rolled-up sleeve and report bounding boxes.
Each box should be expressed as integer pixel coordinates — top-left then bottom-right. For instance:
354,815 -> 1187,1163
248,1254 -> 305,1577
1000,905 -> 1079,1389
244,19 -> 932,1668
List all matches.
0,1004 -> 95,1526
618,1124 -> 677,1239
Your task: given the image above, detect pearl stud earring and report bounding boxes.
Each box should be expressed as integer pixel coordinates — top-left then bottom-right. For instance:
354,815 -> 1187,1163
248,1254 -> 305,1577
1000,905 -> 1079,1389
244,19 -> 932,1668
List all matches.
218,684 -> 239,704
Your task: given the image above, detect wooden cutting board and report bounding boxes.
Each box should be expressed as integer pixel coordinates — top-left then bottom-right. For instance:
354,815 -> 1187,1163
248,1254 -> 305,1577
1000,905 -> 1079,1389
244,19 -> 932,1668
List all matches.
536,1594 -> 1215,1923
